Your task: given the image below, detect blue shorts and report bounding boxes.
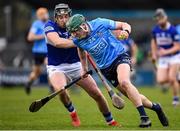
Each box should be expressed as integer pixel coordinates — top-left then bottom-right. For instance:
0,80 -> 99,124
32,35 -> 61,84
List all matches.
33,53 -> 47,65
100,53 -> 132,87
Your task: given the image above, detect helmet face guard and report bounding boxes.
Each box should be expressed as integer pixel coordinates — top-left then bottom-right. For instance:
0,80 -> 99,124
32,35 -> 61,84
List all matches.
54,3 -> 72,18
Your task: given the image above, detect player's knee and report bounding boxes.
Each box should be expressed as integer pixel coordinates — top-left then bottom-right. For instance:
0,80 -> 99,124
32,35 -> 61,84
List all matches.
33,70 -> 41,77
157,77 -> 167,84
119,80 -> 131,91
168,76 -> 177,84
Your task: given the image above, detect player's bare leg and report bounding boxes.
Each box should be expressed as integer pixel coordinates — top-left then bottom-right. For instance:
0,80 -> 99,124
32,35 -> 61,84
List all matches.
157,67 -> 169,84
157,67 -> 169,92
156,67 -> 170,92
169,64 -> 180,106
77,75 -> 119,126
25,65 -> 42,94
117,73 -> 169,126
49,72 -> 80,127
116,64 -> 151,127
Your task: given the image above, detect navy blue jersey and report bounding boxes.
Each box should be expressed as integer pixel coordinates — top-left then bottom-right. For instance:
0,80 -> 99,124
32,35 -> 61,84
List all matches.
44,20 -> 80,66
119,38 -> 134,56
152,23 -> 180,56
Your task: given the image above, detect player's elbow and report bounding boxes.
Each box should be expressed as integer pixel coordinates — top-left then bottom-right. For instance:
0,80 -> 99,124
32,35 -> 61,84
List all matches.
122,22 -> 131,33
27,35 -> 34,42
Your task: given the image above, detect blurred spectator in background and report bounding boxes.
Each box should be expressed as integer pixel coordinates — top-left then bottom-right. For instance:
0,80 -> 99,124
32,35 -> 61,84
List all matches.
151,8 -> 180,106
25,7 -> 49,94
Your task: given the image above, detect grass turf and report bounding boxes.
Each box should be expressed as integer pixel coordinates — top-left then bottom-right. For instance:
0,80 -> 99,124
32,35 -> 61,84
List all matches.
0,86 -> 180,130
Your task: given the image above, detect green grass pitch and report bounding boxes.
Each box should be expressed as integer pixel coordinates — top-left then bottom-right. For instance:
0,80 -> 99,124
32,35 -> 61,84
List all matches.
0,86 -> 180,130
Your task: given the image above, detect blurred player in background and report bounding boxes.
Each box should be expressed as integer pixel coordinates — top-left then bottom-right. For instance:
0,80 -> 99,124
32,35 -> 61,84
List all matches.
151,9 -> 180,106
62,14 -> 169,128
25,7 -> 51,94
175,24 -> 180,84
44,3 -> 119,127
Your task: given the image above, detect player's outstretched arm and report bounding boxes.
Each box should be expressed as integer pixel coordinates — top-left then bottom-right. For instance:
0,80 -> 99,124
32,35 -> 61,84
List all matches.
151,38 -> 157,61
27,32 -> 44,42
46,32 -> 76,48
77,48 -> 88,74
159,42 -> 180,56
131,42 -> 138,65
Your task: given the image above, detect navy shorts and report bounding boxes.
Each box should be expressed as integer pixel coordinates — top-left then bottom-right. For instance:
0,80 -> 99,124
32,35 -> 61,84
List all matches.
100,53 -> 132,87
33,53 -> 47,65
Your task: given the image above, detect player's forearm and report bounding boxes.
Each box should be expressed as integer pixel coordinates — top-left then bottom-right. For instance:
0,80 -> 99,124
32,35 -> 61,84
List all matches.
78,48 -> 88,71
47,32 -> 76,48
53,38 -> 75,48
165,43 -> 180,55
131,44 -> 138,59
151,39 -> 157,56
27,34 -> 44,41
116,21 -> 131,34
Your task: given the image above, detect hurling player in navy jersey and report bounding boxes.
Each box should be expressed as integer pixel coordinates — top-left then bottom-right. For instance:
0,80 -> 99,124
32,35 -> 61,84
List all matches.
151,9 -> 180,106
44,3 -> 119,127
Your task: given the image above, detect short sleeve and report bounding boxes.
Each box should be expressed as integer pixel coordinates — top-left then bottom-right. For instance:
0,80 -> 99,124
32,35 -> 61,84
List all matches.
30,22 -> 38,34
72,38 -> 79,46
44,22 -> 56,35
172,27 -> 180,42
98,18 -> 116,30
176,25 -> 180,34
151,27 -> 156,39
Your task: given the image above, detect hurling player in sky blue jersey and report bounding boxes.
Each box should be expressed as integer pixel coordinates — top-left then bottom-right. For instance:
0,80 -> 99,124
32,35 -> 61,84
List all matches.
25,7 -> 50,94
62,14 -> 169,128
44,3 -> 119,127
151,9 -> 180,106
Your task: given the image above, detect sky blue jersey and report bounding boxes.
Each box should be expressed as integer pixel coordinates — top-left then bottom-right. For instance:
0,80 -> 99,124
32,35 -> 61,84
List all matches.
73,18 -> 125,69
44,20 -> 80,66
29,20 -> 47,54
176,24 -> 180,36
152,23 -> 180,56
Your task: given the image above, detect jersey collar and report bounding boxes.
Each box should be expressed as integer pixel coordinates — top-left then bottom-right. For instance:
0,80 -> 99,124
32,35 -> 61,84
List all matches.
158,22 -> 171,30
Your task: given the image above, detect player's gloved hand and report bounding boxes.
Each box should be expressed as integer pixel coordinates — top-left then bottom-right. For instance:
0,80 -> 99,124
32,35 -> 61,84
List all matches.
118,30 -> 129,40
